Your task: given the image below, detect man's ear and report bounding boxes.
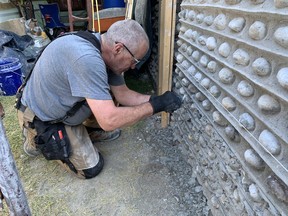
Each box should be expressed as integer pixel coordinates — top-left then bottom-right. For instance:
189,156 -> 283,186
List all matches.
114,43 -> 123,55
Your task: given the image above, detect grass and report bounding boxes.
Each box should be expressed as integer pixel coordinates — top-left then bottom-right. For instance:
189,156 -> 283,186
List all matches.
0,96 -> 86,216
0,96 -> 73,215
0,96 -> 22,158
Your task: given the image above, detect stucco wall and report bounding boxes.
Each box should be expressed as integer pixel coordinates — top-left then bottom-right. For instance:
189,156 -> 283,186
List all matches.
171,0 -> 288,215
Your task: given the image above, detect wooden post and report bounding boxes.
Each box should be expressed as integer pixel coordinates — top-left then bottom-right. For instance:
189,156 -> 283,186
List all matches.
158,0 -> 177,127
125,0 -> 134,19
0,118 -> 31,215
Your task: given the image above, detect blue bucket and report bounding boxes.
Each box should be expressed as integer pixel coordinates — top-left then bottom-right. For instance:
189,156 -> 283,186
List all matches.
0,57 -> 23,96
103,0 -> 125,9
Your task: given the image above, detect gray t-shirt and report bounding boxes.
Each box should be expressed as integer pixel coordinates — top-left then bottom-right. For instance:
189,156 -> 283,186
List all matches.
22,33 -> 125,124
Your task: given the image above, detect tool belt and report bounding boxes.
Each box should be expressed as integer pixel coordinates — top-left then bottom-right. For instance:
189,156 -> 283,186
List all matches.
19,104 -> 72,161
33,118 -> 71,161
19,104 -> 77,172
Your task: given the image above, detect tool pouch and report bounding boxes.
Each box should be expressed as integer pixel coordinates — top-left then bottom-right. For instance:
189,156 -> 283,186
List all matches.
33,119 -> 71,161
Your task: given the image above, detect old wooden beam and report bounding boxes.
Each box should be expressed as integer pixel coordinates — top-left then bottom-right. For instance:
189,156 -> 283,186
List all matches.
0,115 -> 31,215
158,0 -> 177,127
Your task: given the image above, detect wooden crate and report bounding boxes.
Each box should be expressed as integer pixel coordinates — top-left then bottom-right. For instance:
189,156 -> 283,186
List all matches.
94,16 -> 125,32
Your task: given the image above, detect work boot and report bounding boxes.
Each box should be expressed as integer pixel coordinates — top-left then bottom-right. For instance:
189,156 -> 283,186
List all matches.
23,127 -> 41,156
87,127 -> 121,143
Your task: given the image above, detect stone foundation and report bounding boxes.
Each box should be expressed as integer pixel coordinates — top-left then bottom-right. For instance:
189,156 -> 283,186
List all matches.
170,0 -> 288,215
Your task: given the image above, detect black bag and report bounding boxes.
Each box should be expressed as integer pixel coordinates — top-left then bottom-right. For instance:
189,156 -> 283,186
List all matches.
33,119 -> 71,161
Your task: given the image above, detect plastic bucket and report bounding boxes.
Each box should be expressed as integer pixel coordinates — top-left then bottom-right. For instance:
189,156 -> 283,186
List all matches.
0,57 -> 22,96
103,0 -> 125,9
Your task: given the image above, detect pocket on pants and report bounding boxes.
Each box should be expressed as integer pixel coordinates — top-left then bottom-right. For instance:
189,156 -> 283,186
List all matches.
34,120 -> 71,161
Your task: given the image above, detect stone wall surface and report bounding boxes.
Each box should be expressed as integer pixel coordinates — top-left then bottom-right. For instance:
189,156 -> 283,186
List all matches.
171,0 -> 288,215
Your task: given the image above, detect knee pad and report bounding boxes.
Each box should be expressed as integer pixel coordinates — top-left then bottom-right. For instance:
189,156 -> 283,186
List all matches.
82,152 -> 104,179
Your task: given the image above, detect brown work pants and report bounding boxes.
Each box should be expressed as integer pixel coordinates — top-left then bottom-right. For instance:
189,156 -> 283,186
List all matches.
17,108 -> 101,179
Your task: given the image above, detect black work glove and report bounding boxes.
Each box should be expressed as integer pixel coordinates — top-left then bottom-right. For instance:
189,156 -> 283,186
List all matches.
149,91 -> 182,114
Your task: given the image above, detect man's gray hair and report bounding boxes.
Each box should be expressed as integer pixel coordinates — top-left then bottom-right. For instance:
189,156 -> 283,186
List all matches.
106,19 -> 149,53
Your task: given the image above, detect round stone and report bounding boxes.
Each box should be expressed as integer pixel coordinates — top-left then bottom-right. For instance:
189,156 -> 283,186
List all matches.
196,92 -> 206,102
252,58 -> 271,76
198,36 -> 207,46
176,54 -> 184,63
187,10 -> 196,21
214,14 -> 227,30
233,49 -> 250,66
176,23 -> 181,33
184,29 -> 194,39
202,99 -> 212,111
244,149 -> 265,169
274,27 -> 288,48
179,71 -> 184,78
218,42 -> 231,58
207,61 -> 217,73
257,94 -> 281,114
219,68 -> 235,84
213,111 -> 228,126
188,84 -> 198,93
188,65 -> 197,75
259,130 -> 281,155
176,39 -> 183,47
180,43 -> 188,52
180,25 -> 188,33
182,60 -> 190,69
175,81 -> 181,89
277,67 -> 288,90
222,97 -> 236,111
200,78 -> 211,89
181,78 -> 190,87
228,17 -> 246,32
179,87 -> 186,95
206,37 -> 217,51
239,113 -> 255,131
200,55 -> 209,67
194,72 -> 203,82
178,10 -> 187,19
205,124 -> 213,136
248,21 -> 267,40
191,31 -> 199,41
249,184 -> 263,202
209,85 -> 221,97
187,46 -> 193,56
225,125 -> 236,140
192,50 -> 201,61
237,80 -> 254,97
204,16 -> 214,26
196,14 -> 205,23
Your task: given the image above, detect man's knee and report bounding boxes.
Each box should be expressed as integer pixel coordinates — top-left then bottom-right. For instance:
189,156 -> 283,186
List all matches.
82,152 -> 104,179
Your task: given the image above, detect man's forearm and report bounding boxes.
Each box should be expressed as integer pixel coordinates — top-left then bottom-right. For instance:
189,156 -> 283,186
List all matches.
87,98 -> 153,131
107,102 -> 153,130
118,91 -> 151,106
87,91 -> 182,131
110,85 -> 151,106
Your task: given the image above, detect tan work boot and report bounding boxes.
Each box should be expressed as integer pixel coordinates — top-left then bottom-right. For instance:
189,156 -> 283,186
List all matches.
23,127 -> 41,156
87,128 -> 121,143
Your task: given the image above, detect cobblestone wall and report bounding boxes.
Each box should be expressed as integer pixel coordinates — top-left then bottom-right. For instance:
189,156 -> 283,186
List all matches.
171,0 -> 288,215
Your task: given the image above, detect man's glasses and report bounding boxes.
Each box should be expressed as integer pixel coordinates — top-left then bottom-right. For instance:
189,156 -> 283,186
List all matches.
115,41 -> 141,65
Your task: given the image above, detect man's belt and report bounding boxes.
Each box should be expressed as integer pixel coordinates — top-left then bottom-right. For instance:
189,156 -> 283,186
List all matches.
19,103 -> 27,113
